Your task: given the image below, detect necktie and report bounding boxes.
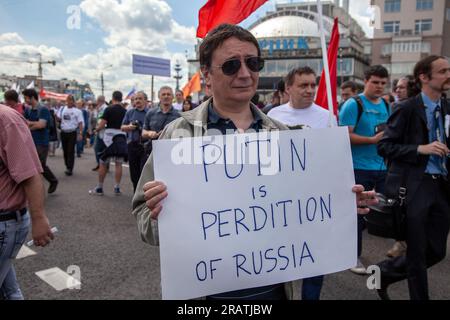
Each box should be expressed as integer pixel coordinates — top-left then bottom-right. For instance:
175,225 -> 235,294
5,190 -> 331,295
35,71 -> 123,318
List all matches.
434,105 -> 448,175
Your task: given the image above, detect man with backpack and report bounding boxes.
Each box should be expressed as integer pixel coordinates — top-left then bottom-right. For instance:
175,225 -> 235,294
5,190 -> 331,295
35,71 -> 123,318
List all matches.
22,89 -> 59,194
339,65 -> 391,274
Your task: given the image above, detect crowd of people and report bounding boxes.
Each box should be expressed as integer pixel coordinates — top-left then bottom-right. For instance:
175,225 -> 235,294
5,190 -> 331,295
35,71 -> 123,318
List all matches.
1,22 -> 449,301
0,85 -> 199,195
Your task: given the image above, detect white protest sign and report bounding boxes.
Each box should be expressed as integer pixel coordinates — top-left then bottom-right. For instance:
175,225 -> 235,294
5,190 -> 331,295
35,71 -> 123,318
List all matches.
153,127 -> 357,300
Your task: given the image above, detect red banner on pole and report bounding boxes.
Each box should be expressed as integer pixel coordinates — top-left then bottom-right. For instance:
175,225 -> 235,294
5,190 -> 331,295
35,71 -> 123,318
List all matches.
315,17 -> 340,116
39,88 -> 69,101
197,0 -> 267,38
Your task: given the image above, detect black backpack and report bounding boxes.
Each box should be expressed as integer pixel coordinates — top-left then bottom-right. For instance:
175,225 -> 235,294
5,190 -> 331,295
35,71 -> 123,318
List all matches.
351,95 -> 390,131
48,109 -> 58,140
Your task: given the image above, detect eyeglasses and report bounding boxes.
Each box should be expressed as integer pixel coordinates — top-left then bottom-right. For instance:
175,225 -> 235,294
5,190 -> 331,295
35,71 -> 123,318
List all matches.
214,56 -> 264,76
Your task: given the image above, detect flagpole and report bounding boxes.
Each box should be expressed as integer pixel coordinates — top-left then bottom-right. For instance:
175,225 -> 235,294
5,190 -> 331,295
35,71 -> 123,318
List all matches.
317,0 -> 335,127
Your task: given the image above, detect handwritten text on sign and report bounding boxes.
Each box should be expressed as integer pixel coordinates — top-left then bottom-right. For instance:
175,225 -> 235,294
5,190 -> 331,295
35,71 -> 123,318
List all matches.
153,127 -> 357,300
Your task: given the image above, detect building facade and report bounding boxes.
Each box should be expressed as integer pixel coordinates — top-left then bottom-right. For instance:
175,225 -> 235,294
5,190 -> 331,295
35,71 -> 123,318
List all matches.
371,0 -> 450,81
0,74 -> 94,101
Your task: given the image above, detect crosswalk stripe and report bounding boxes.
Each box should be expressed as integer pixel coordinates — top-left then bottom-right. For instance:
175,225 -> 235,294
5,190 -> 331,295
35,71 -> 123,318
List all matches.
35,267 -> 81,291
16,245 -> 37,259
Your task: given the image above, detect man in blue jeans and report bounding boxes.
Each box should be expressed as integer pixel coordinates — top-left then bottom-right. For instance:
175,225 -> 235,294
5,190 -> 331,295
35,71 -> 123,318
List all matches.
76,99 -> 89,157
339,65 -> 390,274
0,105 -> 54,300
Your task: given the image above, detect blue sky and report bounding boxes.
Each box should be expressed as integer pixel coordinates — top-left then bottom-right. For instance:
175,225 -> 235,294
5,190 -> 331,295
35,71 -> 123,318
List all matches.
0,0 -> 371,97
0,0 -> 280,58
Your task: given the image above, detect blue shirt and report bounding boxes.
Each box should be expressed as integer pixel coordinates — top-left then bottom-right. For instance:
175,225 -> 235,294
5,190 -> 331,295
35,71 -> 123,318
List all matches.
81,109 -> 89,134
24,104 -> 50,146
144,105 -> 180,133
122,107 -> 149,143
339,94 -> 389,171
422,92 -> 447,175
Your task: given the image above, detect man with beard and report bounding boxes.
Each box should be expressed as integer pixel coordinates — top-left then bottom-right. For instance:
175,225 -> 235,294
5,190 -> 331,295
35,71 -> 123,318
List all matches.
376,55 -> 450,300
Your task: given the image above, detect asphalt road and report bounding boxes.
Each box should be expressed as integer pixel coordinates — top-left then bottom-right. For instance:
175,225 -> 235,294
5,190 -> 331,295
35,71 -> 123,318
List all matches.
14,147 -> 450,300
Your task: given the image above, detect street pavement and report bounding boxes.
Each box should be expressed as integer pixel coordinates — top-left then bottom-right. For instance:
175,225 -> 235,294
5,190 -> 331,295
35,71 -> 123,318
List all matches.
14,147 -> 450,300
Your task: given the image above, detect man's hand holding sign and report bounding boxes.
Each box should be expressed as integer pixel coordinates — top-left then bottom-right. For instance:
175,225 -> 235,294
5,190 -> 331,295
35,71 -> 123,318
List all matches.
145,180 -> 375,220
141,128 -> 377,300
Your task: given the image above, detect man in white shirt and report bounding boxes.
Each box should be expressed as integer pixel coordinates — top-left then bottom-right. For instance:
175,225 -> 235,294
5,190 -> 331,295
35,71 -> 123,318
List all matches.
268,66 -> 335,129
267,66 -> 335,300
172,90 -> 184,111
57,95 -> 84,176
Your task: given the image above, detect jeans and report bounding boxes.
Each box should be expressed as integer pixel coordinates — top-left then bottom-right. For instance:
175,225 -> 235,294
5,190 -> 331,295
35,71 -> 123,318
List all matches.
48,141 -> 57,155
0,212 -> 30,300
76,129 -> 87,156
354,169 -> 386,257
302,275 -> 324,300
89,133 -> 96,147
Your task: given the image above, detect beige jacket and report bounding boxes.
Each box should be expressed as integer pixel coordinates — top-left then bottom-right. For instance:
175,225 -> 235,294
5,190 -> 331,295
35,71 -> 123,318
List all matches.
131,98 -> 296,299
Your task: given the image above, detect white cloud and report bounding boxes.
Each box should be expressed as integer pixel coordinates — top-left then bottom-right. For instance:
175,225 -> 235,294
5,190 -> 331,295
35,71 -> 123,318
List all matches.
78,0 -> 196,96
0,33 -> 26,46
347,0 -> 374,38
0,33 -> 64,67
1,0 -> 196,99
0,35 -> 189,100
80,0 -> 196,52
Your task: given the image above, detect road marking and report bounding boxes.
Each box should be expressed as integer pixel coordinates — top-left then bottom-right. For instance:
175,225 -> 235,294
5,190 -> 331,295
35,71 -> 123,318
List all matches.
16,246 -> 37,259
35,267 -> 81,291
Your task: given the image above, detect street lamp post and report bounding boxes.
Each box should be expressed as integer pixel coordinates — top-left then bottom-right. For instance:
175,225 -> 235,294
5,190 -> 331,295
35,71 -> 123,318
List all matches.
99,64 -> 113,97
173,62 -> 182,91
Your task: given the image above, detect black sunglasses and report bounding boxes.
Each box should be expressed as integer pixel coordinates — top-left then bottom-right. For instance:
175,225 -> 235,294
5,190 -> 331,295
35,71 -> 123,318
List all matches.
216,56 -> 264,76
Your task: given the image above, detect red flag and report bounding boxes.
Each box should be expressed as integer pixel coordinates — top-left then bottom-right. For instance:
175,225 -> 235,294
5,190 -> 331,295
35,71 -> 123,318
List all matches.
197,0 -> 267,38
315,17 -> 340,116
182,71 -> 202,98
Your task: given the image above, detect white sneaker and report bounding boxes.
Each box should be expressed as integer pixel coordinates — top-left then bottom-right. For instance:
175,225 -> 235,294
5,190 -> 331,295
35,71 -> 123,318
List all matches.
350,259 -> 367,275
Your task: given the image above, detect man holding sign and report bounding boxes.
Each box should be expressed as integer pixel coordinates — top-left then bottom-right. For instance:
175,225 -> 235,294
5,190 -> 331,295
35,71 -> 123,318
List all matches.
132,24 -> 376,300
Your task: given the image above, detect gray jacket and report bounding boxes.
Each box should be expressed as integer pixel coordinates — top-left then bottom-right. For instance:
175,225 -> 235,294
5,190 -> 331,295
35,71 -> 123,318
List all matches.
131,98 -> 296,299
132,98 -> 288,244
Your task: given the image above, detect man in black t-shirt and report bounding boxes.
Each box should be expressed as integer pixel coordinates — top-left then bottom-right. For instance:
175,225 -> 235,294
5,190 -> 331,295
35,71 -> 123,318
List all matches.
89,91 -> 127,196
